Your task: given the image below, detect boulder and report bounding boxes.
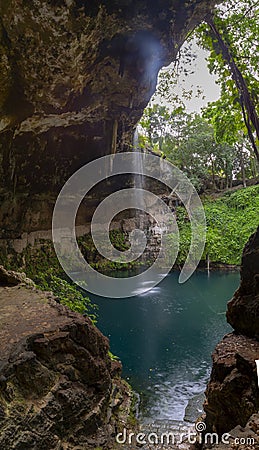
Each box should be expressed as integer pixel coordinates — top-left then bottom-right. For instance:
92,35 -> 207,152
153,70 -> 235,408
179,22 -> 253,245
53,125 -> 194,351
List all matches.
204,333 -> 259,436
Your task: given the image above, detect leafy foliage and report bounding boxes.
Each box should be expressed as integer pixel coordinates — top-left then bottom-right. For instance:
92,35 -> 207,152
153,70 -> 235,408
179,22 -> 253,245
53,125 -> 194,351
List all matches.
0,239 -> 98,322
139,105 -> 256,191
197,0 -> 259,157
34,268 -> 97,323
78,229 -> 145,272
175,185 -> 259,265
154,39 -> 204,108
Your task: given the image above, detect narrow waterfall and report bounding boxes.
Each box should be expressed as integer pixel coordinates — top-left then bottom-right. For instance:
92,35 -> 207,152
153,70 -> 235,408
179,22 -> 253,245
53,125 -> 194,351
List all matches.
132,129 -> 167,268
133,129 -> 144,189
133,129 -> 146,231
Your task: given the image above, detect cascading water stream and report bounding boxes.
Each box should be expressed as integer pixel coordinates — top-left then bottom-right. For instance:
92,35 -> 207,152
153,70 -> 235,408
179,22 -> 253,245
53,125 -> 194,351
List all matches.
132,129 -> 169,260
133,128 -> 146,239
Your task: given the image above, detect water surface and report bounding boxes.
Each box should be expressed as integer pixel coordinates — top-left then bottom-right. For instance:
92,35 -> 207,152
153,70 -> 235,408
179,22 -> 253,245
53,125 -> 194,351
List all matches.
89,271 -> 239,421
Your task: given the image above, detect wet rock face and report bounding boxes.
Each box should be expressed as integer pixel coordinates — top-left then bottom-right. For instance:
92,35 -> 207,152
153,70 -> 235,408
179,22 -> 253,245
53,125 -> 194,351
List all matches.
204,227 -> 259,441
0,280 -> 132,449
0,0 -> 216,237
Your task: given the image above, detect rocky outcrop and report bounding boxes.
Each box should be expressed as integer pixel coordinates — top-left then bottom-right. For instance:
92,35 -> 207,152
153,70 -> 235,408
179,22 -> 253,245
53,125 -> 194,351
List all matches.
203,413 -> 259,450
0,272 -> 134,449
0,0 -> 217,243
204,333 -> 259,435
203,227 -> 259,442
227,228 -> 259,338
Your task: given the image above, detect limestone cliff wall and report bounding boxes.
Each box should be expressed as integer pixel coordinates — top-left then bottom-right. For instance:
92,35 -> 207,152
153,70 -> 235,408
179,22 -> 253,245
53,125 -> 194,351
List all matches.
0,0 -> 216,241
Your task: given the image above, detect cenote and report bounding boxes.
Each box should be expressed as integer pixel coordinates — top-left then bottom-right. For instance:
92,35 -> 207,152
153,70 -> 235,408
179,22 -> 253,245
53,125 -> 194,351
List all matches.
89,270 -> 240,422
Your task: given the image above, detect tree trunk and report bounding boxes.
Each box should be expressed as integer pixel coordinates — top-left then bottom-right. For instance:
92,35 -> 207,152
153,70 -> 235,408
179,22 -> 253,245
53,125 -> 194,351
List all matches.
211,158 -> 216,189
238,144 -> 247,187
225,161 -> 229,189
229,170 -> 233,188
206,15 -> 259,164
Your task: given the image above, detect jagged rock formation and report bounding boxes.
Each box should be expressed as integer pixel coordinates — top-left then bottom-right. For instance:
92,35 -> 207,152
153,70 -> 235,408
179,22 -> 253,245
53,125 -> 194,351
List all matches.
0,0 -> 216,247
227,229 -> 259,339
203,226 -> 259,443
204,333 -> 259,436
0,270 -> 133,449
203,413 -> 259,450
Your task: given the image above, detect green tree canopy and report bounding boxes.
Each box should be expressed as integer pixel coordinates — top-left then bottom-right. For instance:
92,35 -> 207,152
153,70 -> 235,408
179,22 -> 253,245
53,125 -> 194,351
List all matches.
139,104 -> 255,191
197,0 -> 259,161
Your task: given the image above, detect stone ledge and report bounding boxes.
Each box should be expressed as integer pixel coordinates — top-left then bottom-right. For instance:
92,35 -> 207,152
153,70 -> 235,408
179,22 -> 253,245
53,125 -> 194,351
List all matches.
0,280 -> 133,449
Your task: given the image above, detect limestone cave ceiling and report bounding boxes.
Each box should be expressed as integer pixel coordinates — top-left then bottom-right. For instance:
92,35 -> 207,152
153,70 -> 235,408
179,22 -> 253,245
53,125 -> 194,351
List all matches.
0,0 -> 217,234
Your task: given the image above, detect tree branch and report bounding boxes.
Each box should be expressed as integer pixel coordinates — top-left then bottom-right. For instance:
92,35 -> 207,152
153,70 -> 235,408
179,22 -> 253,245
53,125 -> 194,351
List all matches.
206,14 -> 259,163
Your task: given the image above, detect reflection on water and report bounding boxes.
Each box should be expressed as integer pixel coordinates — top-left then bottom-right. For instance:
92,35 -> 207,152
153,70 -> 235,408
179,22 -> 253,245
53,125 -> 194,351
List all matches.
89,271 -> 240,421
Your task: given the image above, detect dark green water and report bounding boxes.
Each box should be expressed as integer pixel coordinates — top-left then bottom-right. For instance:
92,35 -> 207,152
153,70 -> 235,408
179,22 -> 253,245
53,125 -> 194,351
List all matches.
89,271 -> 240,421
